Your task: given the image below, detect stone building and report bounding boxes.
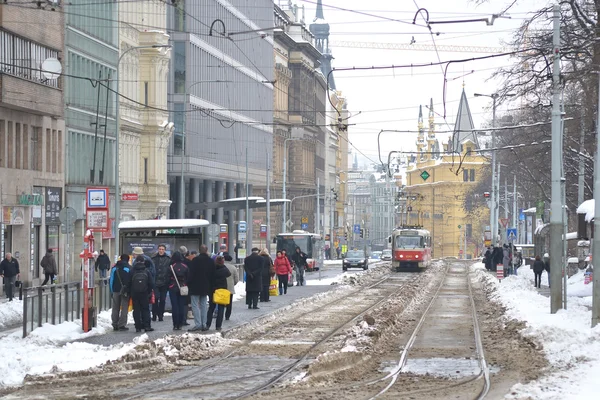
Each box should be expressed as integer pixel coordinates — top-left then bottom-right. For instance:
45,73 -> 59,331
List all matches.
0,1 -> 66,285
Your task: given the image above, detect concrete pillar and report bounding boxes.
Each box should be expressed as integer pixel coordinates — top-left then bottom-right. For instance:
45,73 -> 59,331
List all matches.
203,179 -> 213,223
226,182 -> 235,256
215,181 -> 224,224
190,178 -> 200,219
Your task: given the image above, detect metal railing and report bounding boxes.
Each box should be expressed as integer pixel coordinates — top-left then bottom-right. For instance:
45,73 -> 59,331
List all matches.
22,278 -> 111,338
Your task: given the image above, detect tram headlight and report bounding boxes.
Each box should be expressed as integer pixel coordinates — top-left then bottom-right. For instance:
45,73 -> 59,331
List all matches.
400,254 -> 404,258
415,254 -> 419,258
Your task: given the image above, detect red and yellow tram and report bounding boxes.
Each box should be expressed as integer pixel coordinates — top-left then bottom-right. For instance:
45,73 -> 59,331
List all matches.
389,226 -> 432,271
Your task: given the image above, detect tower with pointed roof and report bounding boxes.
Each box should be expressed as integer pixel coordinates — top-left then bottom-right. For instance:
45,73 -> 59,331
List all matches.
416,105 -> 426,158
451,89 -> 478,153
426,98 -> 439,158
309,0 -> 336,89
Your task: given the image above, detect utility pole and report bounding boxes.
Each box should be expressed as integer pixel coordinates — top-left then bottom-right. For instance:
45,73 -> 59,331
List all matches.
491,95 -> 498,246
497,164 -> 502,245
578,113 -> 586,206
266,154 -> 271,255
245,147 -> 250,251
513,175 -> 517,274
316,177 -> 320,235
330,189 -> 334,255
550,4 -> 563,313
592,73 -> 600,327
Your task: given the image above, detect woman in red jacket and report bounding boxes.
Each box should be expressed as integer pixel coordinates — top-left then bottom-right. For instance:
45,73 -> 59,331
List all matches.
274,251 -> 292,295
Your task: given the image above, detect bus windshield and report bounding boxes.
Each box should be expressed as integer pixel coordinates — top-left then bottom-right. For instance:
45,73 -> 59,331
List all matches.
276,235 -> 312,258
395,236 -> 423,249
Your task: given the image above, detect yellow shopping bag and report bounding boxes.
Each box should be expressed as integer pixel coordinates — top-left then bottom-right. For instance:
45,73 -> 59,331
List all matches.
213,288 -> 231,305
128,297 -> 133,312
269,279 -> 279,296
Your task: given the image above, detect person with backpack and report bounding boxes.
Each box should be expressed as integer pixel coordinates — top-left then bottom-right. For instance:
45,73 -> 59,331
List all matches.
151,244 -> 171,322
532,255 -> 545,289
168,252 -> 189,331
131,247 -> 156,279
109,254 -> 132,331
129,255 -> 155,333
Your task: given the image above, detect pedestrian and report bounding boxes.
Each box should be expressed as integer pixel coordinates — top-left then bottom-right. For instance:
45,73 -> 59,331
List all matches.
259,249 -> 273,302
0,253 -> 20,301
186,250 -> 197,263
129,255 -> 155,333
282,249 -> 294,287
109,254 -> 131,331
543,253 -> 551,288
223,254 -> 239,321
292,246 -> 308,286
187,245 -> 215,332
532,255 -> 545,289
40,249 -> 58,286
336,246 -> 341,259
151,244 -> 171,322
95,249 -> 111,285
206,256 -> 231,331
484,247 -> 492,271
274,250 -> 292,295
168,251 -> 189,331
244,248 -> 263,309
502,244 -> 511,278
131,247 -> 156,280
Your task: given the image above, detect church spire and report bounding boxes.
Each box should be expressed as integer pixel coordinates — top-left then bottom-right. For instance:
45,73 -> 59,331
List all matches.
315,0 -> 324,20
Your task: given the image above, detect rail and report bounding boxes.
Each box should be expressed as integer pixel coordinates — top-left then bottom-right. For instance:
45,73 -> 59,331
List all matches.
22,278 -> 111,338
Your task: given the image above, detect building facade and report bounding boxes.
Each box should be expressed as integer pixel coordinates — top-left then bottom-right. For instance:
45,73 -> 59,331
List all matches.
118,1 -> 172,224
405,90 -> 488,259
167,0 -> 274,252
0,1 -> 66,285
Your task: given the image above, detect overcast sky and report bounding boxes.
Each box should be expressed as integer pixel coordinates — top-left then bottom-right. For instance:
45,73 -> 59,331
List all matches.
294,0 -> 549,169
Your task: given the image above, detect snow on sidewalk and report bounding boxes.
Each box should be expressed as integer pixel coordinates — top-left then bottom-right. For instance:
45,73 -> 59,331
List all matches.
472,262 -> 600,400
0,299 -> 23,329
0,310 -> 134,388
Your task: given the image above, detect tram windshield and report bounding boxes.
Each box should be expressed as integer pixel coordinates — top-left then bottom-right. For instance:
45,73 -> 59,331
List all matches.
395,236 -> 423,249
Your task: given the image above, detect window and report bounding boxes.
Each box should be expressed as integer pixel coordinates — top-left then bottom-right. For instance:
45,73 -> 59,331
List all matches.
470,169 -> 475,181
463,168 -> 468,182
466,146 -> 472,155
144,82 -> 148,106
174,42 -> 186,94
172,103 -> 185,153
466,224 -> 472,238
144,158 -> 148,184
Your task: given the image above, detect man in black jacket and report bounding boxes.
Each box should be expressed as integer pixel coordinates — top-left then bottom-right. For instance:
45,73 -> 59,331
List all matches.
151,244 -> 171,322
110,254 -> 132,331
0,253 -> 20,301
187,245 -> 215,332
292,247 -> 308,286
129,255 -> 155,333
244,248 -> 264,309
95,250 -> 111,285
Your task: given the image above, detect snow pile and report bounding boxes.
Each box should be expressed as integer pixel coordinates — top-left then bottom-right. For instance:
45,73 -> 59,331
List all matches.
232,281 -> 246,302
472,263 -> 600,399
577,199 -> 594,222
0,299 -> 23,329
567,270 -> 592,301
146,332 -> 231,363
0,310 -> 134,387
340,319 -> 376,352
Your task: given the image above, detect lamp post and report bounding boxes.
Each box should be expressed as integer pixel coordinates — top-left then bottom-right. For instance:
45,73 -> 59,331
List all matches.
178,80 -> 232,219
282,137 -> 301,232
115,44 -> 170,261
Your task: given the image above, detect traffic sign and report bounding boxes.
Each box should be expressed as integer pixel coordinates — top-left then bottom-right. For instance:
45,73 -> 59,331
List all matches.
285,219 -> 294,229
301,216 -> 308,224
420,170 -> 430,181
507,228 -> 517,241
353,224 -> 361,234
208,223 -> 220,239
499,218 -> 509,228
458,224 -> 462,229
301,223 -> 309,230
238,221 -> 247,232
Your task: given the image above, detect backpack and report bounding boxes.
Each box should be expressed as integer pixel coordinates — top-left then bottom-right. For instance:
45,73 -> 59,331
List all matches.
131,267 -> 149,294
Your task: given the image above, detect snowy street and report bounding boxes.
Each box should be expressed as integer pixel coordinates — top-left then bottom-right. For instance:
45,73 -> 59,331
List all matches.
0,259 -> 598,399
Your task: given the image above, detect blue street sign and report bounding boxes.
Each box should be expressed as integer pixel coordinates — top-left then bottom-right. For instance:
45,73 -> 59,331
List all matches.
238,221 -> 247,233
507,228 -> 517,241
353,224 -> 361,234
301,223 -> 309,230
519,208 -> 525,221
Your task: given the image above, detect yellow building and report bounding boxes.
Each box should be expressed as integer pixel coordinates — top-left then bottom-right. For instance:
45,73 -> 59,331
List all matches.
405,90 -> 489,259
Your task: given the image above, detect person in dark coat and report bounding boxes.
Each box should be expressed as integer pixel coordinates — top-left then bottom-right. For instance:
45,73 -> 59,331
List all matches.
187,245 -> 215,332
244,248 -> 264,309
40,249 -> 58,285
492,247 -> 503,270
532,255 -> 545,288
129,255 -> 155,332
151,244 -> 171,322
95,250 -> 111,284
206,256 -> 231,331
484,247 -> 492,271
168,252 -> 189,331
109,254 -> 131,331
292,247 -> 308,286
259,249 -> 273,302
0,253 -> 20,301
543,253 -> 551,288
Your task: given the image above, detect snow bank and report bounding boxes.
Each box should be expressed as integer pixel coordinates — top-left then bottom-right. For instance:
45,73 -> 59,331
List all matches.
0,310 -> 134,387
577,199 -> 594,222
0,299 -> 23,329
471,263 -> 600,399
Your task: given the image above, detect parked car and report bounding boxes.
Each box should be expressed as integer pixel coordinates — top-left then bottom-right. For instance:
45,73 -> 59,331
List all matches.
371,251 -> 382,260
381,249 -> 392,261
343,250 -> 369,271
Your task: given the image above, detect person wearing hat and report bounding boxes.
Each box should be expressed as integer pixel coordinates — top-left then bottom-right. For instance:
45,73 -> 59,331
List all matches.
244,248 -> 264,309
131,247 -> 156,280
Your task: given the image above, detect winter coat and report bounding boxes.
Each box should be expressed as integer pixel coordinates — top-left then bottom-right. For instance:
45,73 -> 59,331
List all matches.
224,262 -> 239,294
187,253 -> 216,296
292,249 -> 308,267
169,262 -> 189,292
211,264 -> 232,293
274,255 -> 292,276
40,253 -> 58,275
152,253 -> 172,288
95,254 -> 111,271
533,260 -> 546,273
244,253 -> 264,292
0,257 -> 20,278
110,262 -> 131,294
544,258 -> 550,272
502,248 -> 510,267
493,248 -> 503,265
484,250 -> 492,270
260,254 -> 273,285
129,261 -> 154,295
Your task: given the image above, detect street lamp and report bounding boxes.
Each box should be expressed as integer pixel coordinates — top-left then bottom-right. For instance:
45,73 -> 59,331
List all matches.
282,137 -> 301,232
115,44 -> 170,261
178,80 -> 232,219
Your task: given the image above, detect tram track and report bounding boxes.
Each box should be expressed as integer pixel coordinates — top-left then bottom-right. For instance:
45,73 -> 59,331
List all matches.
120,269 -> 420,399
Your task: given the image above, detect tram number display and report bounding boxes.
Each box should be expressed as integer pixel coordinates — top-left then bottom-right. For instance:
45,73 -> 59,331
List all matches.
398,231 -> 419,236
